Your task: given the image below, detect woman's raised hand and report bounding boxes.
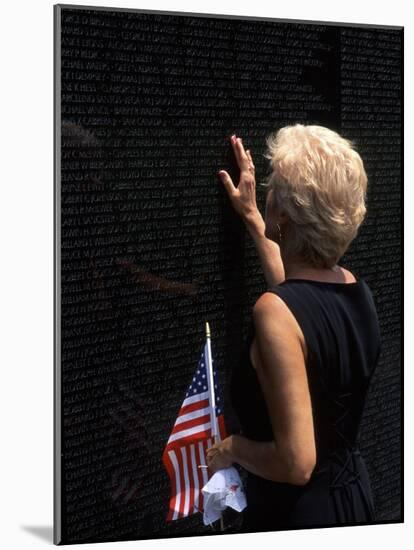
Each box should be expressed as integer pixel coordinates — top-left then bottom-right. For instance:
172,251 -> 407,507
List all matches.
218,135 -> 260,223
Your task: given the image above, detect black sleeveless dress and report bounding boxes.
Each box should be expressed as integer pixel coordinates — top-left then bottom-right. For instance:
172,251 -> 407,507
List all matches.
229,275 -> 381,530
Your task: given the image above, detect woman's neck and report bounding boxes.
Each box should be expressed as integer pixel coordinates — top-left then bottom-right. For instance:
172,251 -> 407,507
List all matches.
283,260 -> 340,280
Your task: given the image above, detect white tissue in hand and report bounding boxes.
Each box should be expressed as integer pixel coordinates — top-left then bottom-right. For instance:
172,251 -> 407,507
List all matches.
201,466 -> 247,526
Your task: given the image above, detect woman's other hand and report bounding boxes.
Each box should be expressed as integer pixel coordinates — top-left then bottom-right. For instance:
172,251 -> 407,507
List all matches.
205,436 -> 234,476
218,135 -> 261,225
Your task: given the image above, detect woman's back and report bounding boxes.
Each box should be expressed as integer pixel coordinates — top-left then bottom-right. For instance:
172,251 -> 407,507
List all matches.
229,275 -> 382,529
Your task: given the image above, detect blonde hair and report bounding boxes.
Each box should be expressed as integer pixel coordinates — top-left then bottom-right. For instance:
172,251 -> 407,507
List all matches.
261,124 -> 368,269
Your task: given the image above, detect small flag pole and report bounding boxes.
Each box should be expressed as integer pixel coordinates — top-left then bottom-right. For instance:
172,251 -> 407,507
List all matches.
205,321 -> 225,532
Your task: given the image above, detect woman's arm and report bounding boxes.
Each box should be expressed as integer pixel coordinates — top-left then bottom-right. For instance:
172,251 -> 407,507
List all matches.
251,292 -> 317,484
218,135 -> 285,287
225,434 -> 306,485
206,432 -> 299,484
244,210 -> 285,287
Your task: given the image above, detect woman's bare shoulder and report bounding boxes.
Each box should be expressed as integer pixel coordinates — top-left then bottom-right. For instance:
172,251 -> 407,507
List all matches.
252,292 -> 308,363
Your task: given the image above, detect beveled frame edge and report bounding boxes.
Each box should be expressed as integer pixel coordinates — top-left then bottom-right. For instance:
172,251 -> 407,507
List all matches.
53,3 -> 62,546
55,3 -> 403,30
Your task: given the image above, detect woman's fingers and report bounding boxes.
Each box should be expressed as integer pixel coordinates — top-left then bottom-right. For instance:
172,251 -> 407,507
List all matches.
218,170 -> 238,198
231,136 -> 242,170
231,135 -> 250,172
246,149 -> 255,172
236,138 -> 250,171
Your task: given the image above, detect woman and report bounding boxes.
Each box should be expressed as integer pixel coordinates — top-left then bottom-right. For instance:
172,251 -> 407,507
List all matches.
205,124 -> 382,530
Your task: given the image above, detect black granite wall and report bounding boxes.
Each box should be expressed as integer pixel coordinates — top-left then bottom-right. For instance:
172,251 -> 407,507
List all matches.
55,5 -> 402,544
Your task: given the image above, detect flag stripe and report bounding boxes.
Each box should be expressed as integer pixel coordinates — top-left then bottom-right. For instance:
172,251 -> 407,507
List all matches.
168,424 -> 212,445
182,391 -> 209,407
171,413 -> 211,435
186,445 -> 195,516
175,405 -> 210,426
163,451 -> 172,522
167,449 -> 181,521
178,447 -> 186,518
190,444 -> 199,514
180,447 -> 190,517
180,398 -> 210,416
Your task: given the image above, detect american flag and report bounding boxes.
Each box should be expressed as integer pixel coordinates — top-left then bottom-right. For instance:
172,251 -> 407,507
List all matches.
162,339 -> 227,522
